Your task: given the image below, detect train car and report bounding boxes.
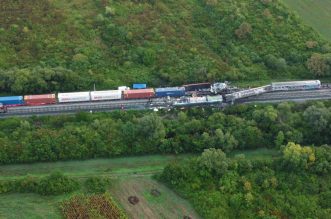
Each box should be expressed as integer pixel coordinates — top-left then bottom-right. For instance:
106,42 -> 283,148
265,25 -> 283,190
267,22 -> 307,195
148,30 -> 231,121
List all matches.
24,94 -> 56,105
133,84 -> 147,89
173,95 -> 223,106
58,92 -> 91,103
0,96 -> 24,106
155,87 -> 185,98
123,89 -> 155,99
90,90 -> 122,101
271,80 -> 321,91
183,83 -> 211,92
225,86 -> 269,102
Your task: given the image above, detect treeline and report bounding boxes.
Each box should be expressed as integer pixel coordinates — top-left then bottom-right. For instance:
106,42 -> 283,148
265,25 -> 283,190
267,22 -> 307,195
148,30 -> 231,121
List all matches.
0,101 -> 331,164
158,145 -> 331,218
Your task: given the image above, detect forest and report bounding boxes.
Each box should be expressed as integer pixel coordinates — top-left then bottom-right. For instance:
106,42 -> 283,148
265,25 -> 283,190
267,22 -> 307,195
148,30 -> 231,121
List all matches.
158,145 -> 331,218
1,0 -> 331,95
0,101 -> 331,164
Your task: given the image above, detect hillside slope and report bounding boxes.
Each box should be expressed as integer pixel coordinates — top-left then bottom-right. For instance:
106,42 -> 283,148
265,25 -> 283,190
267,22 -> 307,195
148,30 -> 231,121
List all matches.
283,0 -> 331,41
0,0 -> 330,94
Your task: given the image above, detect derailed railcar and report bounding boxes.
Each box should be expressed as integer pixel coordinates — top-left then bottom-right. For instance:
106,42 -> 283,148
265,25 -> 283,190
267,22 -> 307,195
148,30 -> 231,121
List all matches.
155,87 -> 185,98
271,80 -> 321,91
183,83 -> 211,92
58,92 -> 91,103
173,95 -> 223,106
90,90 -> 122,101
225,86 -> 269,102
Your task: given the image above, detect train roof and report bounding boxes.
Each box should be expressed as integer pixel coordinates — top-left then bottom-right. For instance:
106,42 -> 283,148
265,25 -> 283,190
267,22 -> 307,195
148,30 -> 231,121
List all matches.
0,96 -> 23,101
271,80 -> 320,86
183,82 -> 211,86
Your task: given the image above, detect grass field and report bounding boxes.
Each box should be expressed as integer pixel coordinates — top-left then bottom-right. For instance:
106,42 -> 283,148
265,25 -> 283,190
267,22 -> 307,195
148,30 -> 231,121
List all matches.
110,176 -> 201,219
0,150 -> 276,218
283,0 -> 331,41
0,154 -> 197,219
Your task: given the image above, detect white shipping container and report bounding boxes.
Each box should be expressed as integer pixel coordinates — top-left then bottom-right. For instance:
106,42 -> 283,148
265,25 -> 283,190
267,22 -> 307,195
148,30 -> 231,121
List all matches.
118,86 -> 130,91
90,90 -> 122,101
58,92 -> 91,103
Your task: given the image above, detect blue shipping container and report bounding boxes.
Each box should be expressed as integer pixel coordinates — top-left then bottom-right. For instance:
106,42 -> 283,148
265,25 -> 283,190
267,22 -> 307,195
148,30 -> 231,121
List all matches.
133,84 -> 147,89
155,87 -> 186,97
0,96 -> 24,105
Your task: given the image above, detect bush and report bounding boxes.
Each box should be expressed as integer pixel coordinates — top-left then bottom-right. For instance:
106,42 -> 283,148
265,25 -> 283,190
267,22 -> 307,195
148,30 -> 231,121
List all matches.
37,172 -> 79,195
85,177 -> 109,194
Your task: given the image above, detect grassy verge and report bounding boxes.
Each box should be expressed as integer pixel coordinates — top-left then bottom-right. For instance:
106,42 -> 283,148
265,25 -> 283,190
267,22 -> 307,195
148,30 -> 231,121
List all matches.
283,0 -> 331,41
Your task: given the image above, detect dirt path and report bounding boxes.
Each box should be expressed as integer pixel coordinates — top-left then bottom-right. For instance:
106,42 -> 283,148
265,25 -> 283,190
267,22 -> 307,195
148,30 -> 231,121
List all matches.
110,176 -> 201,219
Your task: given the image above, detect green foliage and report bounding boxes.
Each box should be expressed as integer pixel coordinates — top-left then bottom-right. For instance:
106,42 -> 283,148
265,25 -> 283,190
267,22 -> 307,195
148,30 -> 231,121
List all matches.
0,0 -> 330,94
159,147 -> 331,218
84,177 -> 109,194
37,172 -> 79,195
0,172 -> 79,196
0,101 -> 331,164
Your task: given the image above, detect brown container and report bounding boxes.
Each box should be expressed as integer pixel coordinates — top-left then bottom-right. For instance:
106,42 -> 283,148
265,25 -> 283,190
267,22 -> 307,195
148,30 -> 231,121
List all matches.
123,89 -> 155,99
24,94 -> 56,105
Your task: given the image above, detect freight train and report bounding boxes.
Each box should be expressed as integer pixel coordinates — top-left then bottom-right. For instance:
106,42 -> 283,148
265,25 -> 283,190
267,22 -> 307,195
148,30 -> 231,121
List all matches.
0,80 -> 322,113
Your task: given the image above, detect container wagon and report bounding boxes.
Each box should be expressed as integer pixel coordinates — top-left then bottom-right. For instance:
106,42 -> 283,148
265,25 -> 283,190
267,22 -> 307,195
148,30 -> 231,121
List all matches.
90,90 -> 122,101
271,80 -> 321,91
58,92 -> 91,103
155,87 -> 185,98
0,96 -> 24,106
24,94 -> 56,105
123,89 -> 155,99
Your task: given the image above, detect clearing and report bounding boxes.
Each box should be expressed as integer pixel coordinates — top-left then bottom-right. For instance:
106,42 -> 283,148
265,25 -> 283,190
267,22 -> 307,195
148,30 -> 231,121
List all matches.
110,176 -> 200,219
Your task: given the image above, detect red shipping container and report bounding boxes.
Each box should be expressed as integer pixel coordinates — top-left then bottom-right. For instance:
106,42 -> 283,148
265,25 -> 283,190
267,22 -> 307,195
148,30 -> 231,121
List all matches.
123,89 -> 155,99
24,94 -> 56,105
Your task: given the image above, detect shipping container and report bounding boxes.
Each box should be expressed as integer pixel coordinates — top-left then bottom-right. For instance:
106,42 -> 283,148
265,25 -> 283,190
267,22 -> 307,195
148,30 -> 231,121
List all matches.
118,86 -> 130,91
0,96 -> 24,106
123,89 -> 155,99
58,92 -> 90,103
24,94 -> 56,105
90,90 -> 122,101
183,83 -> 211,92
155,87 -> 185,97
133,84 -> 147,89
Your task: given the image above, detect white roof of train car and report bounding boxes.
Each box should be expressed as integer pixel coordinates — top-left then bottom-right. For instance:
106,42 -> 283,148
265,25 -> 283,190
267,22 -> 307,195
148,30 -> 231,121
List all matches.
271,80 -> 320,86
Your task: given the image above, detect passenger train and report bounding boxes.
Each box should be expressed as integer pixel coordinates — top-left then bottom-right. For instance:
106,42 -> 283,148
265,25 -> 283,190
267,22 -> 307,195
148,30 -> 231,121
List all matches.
0,80 -> 322,113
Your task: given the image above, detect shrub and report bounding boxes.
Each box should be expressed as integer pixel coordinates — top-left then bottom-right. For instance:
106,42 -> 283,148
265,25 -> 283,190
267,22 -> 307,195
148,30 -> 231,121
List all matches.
85,177 -> 109,194
37,172 -> 79,195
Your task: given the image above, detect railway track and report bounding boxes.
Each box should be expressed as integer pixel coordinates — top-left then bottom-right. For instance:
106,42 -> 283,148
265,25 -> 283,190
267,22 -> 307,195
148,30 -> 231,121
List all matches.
1,88 -> 331,118
241,89 -> 331,102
